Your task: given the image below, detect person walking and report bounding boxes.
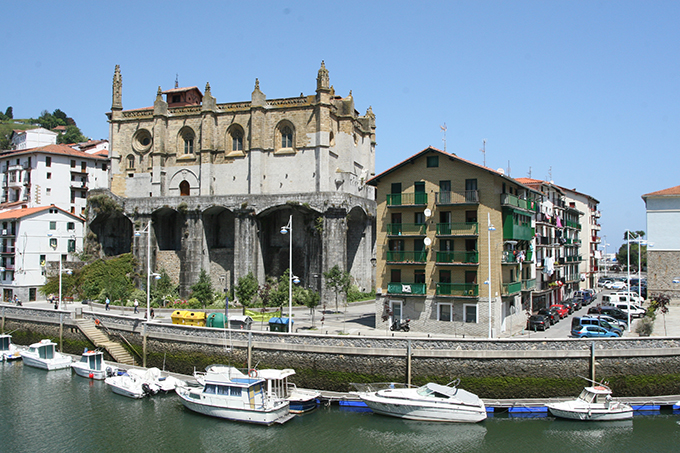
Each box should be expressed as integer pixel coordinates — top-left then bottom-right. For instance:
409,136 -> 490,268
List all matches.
133,299 -> 139,314
105,297 -> 110,311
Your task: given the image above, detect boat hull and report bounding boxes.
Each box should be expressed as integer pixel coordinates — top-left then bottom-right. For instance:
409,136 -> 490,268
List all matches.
360,394 -> 487,423
21,355 -> 72,371
547,403 -> 633,421
71,364 -> 107,380
177,388 -> 290,425
105,376 -> 147,399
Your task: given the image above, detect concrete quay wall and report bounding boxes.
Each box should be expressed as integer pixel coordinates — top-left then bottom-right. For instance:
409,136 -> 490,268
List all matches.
3,305 -> 680,398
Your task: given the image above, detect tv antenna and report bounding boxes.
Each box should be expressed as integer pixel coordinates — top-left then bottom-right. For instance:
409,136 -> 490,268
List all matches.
527,166 -> 532,178
480,139 -> 487,167
175,74 -> 179,88
507,160 -> 511,177
440,123 -> 447,152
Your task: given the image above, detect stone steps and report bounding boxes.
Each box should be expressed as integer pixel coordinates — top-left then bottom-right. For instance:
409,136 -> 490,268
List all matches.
75,319 -> 136,366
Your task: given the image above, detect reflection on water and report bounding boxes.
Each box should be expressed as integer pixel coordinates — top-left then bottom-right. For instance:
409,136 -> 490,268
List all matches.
2,361 -> 680,453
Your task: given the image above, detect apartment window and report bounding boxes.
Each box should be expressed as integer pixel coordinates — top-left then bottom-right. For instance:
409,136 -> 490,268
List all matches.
81,191 -> 86,199
47,172 -> 51,179
464,304 -> 478,323
102,163 -> 107,171
68,239 -> 76,252
40,255 -> 46,265
438,303 -> 453,322
49,238 -> 57,249
46,156 -> 51,167
427,156 -> 439,167
67,222 -> 75,230
81,161 -> 86,171
390,268 -> 401,283
49,221 -> 56,230
9,172 -> 15,183
71,160 -> 76,168
414,269 -> 425,284
46,188 -> 51,196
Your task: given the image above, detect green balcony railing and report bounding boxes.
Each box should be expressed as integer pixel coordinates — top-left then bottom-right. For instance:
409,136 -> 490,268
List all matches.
386,223 -> 426,236
436,222 -> 479,236
565,220 -> 581,230
435,250 -> 479,264
387,282 -> 427,295
436,283 -> 479,297
502,250 -> 533,263
503,224 -> 534,241
386,250 -> 428,263
500,193 -> 539,212
435,190 -> 479,204
521,279 -> 536,291
386,192 -> 428,206
502,281 -> 522,295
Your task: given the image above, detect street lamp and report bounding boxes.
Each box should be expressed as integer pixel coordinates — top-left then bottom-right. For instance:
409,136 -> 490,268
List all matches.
486,212 -> 496,339
134,220 -> 157,321
58,258 -> 72,310
602,235 -> 609,278
280,215 -> 295,333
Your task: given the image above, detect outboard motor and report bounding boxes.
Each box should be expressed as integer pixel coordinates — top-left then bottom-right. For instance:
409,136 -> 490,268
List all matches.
141,383 -> 156,397
390,318 -> 411,332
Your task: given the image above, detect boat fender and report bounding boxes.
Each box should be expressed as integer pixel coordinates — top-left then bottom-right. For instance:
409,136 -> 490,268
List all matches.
249,369 -> 258,378
94,319 -> 101,327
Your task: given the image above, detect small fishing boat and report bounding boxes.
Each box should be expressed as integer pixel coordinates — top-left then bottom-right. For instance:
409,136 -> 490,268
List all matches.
105,367 -> 182,398
179,366 -> 293,425
547,381 -> 633,421
20,339 -> 72,370
71,349 -> 110,380
195,365 -> 319,414
0,334 -> 22,362
353,379 -> 487,423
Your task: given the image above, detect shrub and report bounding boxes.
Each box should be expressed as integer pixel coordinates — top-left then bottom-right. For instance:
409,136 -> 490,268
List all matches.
636,316 -> 654,336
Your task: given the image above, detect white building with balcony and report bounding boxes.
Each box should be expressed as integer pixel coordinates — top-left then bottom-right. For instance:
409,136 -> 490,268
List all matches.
0,205 -> 84,302
9,128 -> 58,150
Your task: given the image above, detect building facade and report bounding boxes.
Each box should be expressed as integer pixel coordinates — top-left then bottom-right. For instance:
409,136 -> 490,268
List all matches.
10,127 -> 58,150
642,185 -> 680,298
0,206 -> 84,302
367,147 -> 538,337
95,63 -> 376,298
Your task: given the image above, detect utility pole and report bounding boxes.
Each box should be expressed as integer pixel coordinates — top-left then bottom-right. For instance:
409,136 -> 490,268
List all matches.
440,123 -> 447,152
480,139 -> 486,167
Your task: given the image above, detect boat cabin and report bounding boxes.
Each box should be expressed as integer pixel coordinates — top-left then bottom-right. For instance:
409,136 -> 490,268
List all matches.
201,373 -> 268,408
79,351 -> 104,371
28,340 -> 58,359
0,335 -> 11,352
578,386 -> 612,404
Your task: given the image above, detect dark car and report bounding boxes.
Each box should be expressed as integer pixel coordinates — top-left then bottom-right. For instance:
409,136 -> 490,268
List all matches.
538,308 -> 558,325
588,305 -> 628,321
571,316 -> 623,336
573,290 -> 593,305
629,285 -> 647,300
561,299 -> 577,314
527,315 -> 550,331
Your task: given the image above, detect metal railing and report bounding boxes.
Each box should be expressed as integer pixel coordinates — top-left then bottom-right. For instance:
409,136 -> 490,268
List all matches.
435,251 -> 479,264
386,223 -> 427,235
386,250 -> 428,263
436,283 -> 479,297
386,192 -> 428,206
435,190 -> 479,204
436,222 -> 479,235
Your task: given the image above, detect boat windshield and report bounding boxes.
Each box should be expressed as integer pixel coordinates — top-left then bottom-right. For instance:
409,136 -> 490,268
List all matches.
416,386 -> 434,397
0,337 -> 9,351
578,389 -> 595,403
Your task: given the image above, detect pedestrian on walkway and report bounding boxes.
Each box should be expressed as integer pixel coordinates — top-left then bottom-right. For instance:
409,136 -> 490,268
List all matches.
133,299 -> 139,314
105,297 -> 110,311
150,308 -> 155,319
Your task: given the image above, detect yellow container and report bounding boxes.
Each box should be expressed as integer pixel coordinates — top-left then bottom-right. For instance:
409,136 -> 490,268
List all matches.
171,310 -> 206,326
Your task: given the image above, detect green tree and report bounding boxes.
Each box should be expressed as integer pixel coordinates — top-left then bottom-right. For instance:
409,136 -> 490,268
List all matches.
616,231 -> 647,271
299,288 -> 320,327
151,269 -> 178,307
37,110 -> 59,130
190,269 -> 214,308
234,272 -> 258,307
323,265 -> 351,313
5,107 -> 12,119
57,125 -> 87,144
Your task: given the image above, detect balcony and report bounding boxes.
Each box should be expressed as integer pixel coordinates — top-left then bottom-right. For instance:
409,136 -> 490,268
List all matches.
435,250 -> 479,264
436,283 -> 479,297
565,220 -> 581,230
502,250 -> 533,263
386,223 -> 426,236
501,281 -> 522,296
386,192 -> 427,207
435,190 -> 479,205
521,279 -> 536,291
591,236 -> 600,243
500,194 -> 538,213
503,223 -> 534,241
436,222 -> 479,236
566,255 -> 582,262
70,180 -> 88,189
1,229 -> 15,237
387,282 -> 427,295
0,247 -> 15,254
386,250 -> 428,263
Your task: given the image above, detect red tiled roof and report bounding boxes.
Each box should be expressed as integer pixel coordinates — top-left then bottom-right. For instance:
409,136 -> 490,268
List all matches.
0,144 -> 108,161
0,205 -> 84,221
162,86 -> 202,95
642,185 -> 680,198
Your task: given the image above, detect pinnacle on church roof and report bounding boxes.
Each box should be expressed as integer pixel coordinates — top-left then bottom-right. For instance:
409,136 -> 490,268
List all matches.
317,60 -> 330,91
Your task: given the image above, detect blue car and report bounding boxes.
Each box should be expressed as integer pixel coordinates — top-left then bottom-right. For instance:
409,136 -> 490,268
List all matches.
571,325 -> 620,338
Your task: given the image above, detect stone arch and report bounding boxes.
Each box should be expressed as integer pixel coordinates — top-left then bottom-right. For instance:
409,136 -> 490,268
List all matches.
203,206 -> 236,292
177,126 -> 196,156
89,211 -> 133,257
347,206 -> 374,292
226,124 -> 246,155
153,207 -> 182,251
168,169 -> 199,197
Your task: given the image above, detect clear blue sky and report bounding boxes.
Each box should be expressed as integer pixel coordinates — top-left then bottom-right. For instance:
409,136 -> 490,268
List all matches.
2,1 -> 678,253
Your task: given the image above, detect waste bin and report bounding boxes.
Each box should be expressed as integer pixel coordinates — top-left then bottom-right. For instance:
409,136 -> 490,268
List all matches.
268,317 -> 293,332
229,315 -> 253,330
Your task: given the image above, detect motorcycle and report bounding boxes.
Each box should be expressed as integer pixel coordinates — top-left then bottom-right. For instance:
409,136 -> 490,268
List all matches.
390,318 -> 410,332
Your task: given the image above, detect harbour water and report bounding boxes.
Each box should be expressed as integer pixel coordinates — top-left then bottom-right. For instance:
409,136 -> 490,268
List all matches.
2,361 -> 680,453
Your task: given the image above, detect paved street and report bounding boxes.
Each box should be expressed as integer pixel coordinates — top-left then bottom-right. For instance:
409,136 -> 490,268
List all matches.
14,288 -> 680,339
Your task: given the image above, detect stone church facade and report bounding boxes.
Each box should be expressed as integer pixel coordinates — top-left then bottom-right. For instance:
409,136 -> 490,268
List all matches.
90,62 -> 376,300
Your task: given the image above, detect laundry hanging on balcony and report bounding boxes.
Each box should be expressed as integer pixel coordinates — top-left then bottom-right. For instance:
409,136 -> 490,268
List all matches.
401,284 -> 412,293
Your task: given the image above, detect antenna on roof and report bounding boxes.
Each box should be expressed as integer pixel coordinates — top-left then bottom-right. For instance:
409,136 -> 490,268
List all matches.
175,74 -> 179,88
527,166 -> 532,178
507,160 -> 511,177
480,139 -> 486,167
440,123 -> 447,152
547,166 -> 552,183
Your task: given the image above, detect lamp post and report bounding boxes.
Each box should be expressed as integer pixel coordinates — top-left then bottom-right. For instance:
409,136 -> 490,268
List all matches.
58,258 -> 72,310
280,215 -> 293,333
486,212 -> 496,339
602,235 -> 609,278
134,220 -> 158,321
625,230 -> 633,332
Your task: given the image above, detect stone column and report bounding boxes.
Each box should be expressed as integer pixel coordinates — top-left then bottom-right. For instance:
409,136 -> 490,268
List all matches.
233,209 -> 262,285
178,210 -> 204,297
321,207 -> 347,307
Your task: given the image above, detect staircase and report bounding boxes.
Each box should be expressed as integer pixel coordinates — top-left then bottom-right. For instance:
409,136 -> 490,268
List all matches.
75,319 -> 136,366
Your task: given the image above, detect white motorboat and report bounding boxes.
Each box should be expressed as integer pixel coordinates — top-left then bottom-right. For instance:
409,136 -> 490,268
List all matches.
547,383 -> 633,421
353,380 -> 487,423
71,349 -> 112,380
0,334 -> 22,361
20,339 -> 72,370
105,367 -> 182,398
195,365 -> 319,414
179,366 -> 293,425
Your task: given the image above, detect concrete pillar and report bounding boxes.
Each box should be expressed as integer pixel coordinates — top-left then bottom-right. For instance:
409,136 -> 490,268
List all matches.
321,207 -> 347,307
179,210 -> 204,297
233,209 -> 262,285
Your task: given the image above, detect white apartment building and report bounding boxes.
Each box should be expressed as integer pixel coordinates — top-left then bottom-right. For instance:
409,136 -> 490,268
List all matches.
0,206 -> 84,302
0,144 -> 109,217
10,127 -> 58,150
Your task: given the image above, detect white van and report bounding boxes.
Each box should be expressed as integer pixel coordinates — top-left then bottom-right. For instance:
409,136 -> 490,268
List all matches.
602,294 -> 642,305
609,301 -> 646,318
613,291 -> 645,303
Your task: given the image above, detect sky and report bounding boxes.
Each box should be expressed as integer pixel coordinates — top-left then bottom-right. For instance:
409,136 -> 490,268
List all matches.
2,1 -> 679,253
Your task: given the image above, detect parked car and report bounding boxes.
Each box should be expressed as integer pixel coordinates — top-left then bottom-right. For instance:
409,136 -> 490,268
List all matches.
527,314 -> 550,331
571,316 -> 623,336
572,290 -> 593,305
628,286 -> 647,300
598,279 -> 613,288
550,304 -> 569,318
593,314 -> 628,330
609,281 -> 627,290
611,302 -> 647,319
609,292 -> 644,304
561,299 -> 577,314
538,308 -> 559,325
588,305 -> 628,321
571,325 -> 620,338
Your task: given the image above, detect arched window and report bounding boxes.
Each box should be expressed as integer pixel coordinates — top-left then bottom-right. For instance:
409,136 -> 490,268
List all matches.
184,135 -> 194,154
232,129 -> 243,152
275,122 -> 295,154
179,180 -> 190,196
179,127 -> 196,156
281,126 -> 293,148
127,154 -> 135,169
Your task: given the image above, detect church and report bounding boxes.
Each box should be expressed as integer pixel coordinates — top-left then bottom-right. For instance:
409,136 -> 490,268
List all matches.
90,62 -> 376,300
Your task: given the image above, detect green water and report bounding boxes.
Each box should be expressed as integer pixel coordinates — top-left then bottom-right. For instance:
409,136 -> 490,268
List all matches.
2,361 -> 680,453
